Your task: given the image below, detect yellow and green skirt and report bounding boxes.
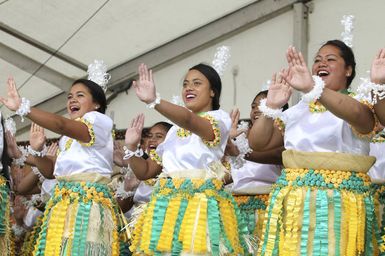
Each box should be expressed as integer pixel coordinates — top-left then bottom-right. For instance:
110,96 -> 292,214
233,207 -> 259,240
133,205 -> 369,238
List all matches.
33,173 -> 129,255
0,175 -> 11,256
371,180 -> 385,254
233,193 -> 269,240
130,177 -> 249,255
21,215 -> 43,256
258,150 -> 383,256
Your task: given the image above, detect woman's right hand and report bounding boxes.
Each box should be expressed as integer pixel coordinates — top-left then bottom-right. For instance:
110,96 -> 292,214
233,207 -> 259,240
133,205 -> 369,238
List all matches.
29,123 -> 46,151
266,71 -> 292,109
133,64 -> 157,104
125,114 -> 144,149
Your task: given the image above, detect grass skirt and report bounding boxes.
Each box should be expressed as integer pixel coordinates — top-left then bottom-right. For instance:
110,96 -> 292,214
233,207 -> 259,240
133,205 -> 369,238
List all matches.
258,168 -> 382,256
130,177 -> 249,255
33,174 -> 128,255
0,175 -> 11,256
371,182 -> 385,254
233,194 -> 269,241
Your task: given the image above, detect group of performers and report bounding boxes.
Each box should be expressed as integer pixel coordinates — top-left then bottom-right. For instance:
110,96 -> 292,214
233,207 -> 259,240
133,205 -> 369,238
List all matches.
0,39 -> 385,255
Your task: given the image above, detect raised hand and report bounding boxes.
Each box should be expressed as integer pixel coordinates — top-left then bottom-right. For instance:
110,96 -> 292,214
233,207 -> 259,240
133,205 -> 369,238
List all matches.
266,71 -> 292,109
29,123 -> 46,151
5,131 -> 22,159
0,77 -> 22,111
113,140 -> 125,167
229,108 -> 242,139
125,114 -> 145,148
371,48 -> 385,84
133,64 -> 157,104
283,46 -> 314,93
46,142 -> 58,157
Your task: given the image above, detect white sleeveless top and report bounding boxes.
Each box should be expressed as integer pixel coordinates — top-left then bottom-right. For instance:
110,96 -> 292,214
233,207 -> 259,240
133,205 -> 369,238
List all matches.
155,109 -> 231,175
54,111 -> 114,177
283,99 -> 370,155
231,160 -> 281,194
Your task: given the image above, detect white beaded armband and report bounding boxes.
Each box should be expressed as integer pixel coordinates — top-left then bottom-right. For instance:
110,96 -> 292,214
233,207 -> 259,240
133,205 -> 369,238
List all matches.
259,99 -> 283,119
28,145 -> 47,157
123,145 -> 144,160
302,76 -> 325,103
31,167 -> 45,183
115,181 -> 134,199
13,146 -> 28,167
146,93 -> 161,109
15,97 -> 31,122
357,80 -> 385,105
230,133 -> 253,169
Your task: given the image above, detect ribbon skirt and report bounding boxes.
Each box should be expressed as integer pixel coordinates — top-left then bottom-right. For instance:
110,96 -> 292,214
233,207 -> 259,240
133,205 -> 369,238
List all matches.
0,175 -> 11,256
130,178 -> 250,255
257,168 -> 383,256
33,179 -> 128,256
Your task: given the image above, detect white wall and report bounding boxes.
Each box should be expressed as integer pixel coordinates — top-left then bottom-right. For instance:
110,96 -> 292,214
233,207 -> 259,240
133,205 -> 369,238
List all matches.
308,0 -> 385,90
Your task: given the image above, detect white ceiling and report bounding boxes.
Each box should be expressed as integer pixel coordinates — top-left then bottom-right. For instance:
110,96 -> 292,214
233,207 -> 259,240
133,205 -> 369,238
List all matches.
0,0 -> 256,116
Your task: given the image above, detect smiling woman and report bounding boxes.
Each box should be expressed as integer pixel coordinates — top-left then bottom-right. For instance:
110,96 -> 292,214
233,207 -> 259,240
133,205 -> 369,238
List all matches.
123,63 -> 250,255
0,71 -> 129,255
249,41 -> 380,255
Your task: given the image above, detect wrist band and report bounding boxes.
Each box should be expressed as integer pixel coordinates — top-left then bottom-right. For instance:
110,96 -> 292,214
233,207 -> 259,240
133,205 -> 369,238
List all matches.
123,145 -> 144,160
259,98 -> 283,120
13,146 -> 28,167
15,97 -> 31,122
28,145 -> 47,157
302,76 -> 325,103
146,93 -> 161,109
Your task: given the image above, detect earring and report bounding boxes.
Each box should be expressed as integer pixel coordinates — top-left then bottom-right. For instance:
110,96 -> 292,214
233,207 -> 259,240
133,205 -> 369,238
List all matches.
95,106 -> 99,109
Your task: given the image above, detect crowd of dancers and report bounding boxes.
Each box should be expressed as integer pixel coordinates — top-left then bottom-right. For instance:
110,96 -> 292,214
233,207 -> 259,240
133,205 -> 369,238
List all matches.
0,39 -> 385,255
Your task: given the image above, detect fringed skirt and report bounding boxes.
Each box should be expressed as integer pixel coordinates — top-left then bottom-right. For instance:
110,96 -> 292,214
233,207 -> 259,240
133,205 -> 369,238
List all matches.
258,150 -> 382,256
130,177 -> 249,255
33,173 -> 129,255
21,215 -> 43,256
233,193 -> 269,240
0,175 -> 11,256
371,181 -> 385,254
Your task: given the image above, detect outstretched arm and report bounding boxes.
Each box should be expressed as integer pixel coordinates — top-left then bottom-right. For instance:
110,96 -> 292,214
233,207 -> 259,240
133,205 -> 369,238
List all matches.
371,49 -> 385,125
133,64 -> 216,142
0,77 -> 91,143
282,46 -> 375,134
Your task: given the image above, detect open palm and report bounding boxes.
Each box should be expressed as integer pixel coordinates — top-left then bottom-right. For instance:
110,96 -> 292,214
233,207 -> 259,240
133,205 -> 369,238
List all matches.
283,46 -> 313,93
29,123 -> 46,151
266,72 -> 292,109
371,48 -> 385,84
125,114 -> 145,147
133,64 -> 157,104
0,77 -> 22,111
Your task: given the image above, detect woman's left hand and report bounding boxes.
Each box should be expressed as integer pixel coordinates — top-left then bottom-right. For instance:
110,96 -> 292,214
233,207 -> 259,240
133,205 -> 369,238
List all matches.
371,48 -> 385,84
0,77 -> 22,111
283,46 -> 314,93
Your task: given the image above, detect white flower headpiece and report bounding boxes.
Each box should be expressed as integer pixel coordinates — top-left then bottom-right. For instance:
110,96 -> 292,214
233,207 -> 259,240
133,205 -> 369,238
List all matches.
212,46 -> 231,76
341,15 -> 354,47
87,60 -> 111,92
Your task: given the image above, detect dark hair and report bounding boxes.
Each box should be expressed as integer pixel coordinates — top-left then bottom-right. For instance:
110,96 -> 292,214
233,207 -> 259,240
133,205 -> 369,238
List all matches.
151,121 -> 173,132
189,63 -> 222,110
1,118 -> 11,186
71,79 -> 107,114
252,90 -> 289,111
320,40 -> 356,87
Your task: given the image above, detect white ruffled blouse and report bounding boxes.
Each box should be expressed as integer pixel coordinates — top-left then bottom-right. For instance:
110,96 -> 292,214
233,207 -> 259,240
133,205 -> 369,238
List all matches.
54,111 -> 114,177
154,109 -> 231,175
